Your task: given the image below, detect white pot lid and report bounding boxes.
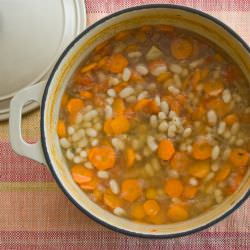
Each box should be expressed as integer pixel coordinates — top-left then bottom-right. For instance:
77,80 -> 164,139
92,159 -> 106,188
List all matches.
0,0 -> 86,121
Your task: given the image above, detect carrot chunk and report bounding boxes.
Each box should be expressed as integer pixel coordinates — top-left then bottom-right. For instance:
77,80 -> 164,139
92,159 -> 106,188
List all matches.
143,200 -> 160,217
204,80 -> 224,96
104,190 -> 123,209
215,163 -> 231,181
80,62 -> 97,73
80,177 -> 99,190
79,91 -> 93,99
66,98 -> 84,114
109,54 -> 128,73
182,185 -> 198,199
71,165 -> 94,184
170,152 -> 191,171
164,178 -> 184,197
121,179 -> 142,202
167,204 -> 189,222
192,140 -> 212,160
188,161 -> 210,178
224,114 -> 238,125
157,139 -> 175,160
229,148 -> 249,168
112,98 -> 125,115
57,120 -> 66,138
88,146 -> 116,170
110,115 -> 130,135
125,148 -> 136,167
170,38 -> 193,60
130,204 -> 146,220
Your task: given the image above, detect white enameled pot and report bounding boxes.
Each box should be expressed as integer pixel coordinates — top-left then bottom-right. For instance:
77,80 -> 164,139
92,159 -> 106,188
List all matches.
9,5 -> 250,238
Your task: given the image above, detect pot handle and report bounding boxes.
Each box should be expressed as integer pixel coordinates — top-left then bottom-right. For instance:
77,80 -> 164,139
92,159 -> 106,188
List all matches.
9,82 -> 46,165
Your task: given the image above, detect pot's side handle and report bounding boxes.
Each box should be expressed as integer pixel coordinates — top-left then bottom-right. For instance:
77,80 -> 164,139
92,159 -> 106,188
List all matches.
9,82 -> 47,165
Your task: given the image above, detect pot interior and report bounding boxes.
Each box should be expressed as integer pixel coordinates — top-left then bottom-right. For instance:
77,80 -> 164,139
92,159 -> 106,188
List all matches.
42,6 -> 250,237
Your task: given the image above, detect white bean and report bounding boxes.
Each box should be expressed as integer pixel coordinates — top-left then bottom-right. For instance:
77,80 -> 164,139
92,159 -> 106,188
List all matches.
151,65 -> 167,76
158,121 -> 168,132
189,177 -> 198,186
73,156 -> 83,164
189,58 -> 204,69
222,89 -> 231,103
106,97 -> 114,105
86,128 -> 97,137
108,76 -> 120,86
147,83 -> 156,90
85,162 -> 94,169
136,64 -> 148,76
169,63 -> 182,74
181,68 -> 189,77
155,95 -> 161,106
183,127 -> 192,138
168,124 -> 176,138
205,172 -> 215,182
245,107 -> 250,114
113,207 -> 126,216
128,51 -> 142,58
211,145 -> 220,160
78,138 -> 88,148
97,170 -> 109,179
173,74 -> 182,88
231,122 -> 240,134
160,101 -> 169,114
143,147 -> 151,157
151,158 -> 161,171
82,122 -> 92,128
179,143 -> 187,151
105,105 -> 113,119
187,145 -> 192,153
60,138 -> 71,148
145,163 -> 154,176
107,88 -> 116,97
137,91 -> 148,100
109,179 -> 120,194
66,149 -> 74,160
119,86 -> 135,98
207,110 -> 217,125
91,139 -> 99,146
122,67 -> 131,82
211,163 -> 219,172
229,135 -> 236,145
168,111 -> 176,119
136,153 -> 142,161
112,138 -> 125,151
217,121 -> 226,135
82,110 -> 98,121
223,130 -> 231,139
80,150 -> 87,158
67,126 -> 75,135
214,189 -> 223,203
150,115 -> 158,128
222,148 -> 231,160
158,111 -> 167,120
172,117 -> 181,127
168,85 -> 180,95
147,136 -> 158,151
168,169 -> 179,178
94,123 -> 102,131
235,138 -> 244,146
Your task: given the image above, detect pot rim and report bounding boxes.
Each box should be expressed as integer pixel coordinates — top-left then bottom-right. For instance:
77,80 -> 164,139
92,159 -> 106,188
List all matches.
40,4 -> 250,239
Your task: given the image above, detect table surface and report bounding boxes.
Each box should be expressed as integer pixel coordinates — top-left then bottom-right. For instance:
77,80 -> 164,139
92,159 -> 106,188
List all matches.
0,0 -> 249,249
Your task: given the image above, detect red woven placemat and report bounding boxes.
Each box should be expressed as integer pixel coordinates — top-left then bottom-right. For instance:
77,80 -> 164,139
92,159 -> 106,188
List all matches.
0,0 -> 249,249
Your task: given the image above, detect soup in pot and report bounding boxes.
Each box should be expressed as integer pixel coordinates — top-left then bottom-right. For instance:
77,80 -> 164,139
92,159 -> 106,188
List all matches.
57,25 -> 250,224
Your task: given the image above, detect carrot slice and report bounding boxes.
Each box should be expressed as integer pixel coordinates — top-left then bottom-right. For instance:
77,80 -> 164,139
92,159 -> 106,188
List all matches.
130,204 -> 146,220
167,204 -> 189,222
67,98 -> 84,114
164,178 -> 184,197
148,209 -> 167,225
88,146 -> 116,170
57,120 -> 66,138
188,161 -> 210,178
182,185 -> 198,199
170,152 -> 191,171
121,179 -> 142,202
170,38 -> 193,60
148,100 -> 160,114
143,200 -> 160,217
191,104 -> 206,120
71,165 -> 93,184
134,99 -> 151,112
146,188 -> 158,200
125,148 -> 136,168
112,98 -> 125,115
130,70 -> 145,83
104,190 -> 123,209
80,177 -> 99,190
156,72 -> 172,83
224,114 -> 238,125
73,72 -> 94,86
80,62 -> 97,73
204,80 -> 224,96
109,54 -> 128,73
79,91 -> 93,99
215,163 -> 231,181
229,148 -> 249,168
157,139 -> 175,160
192,140 -> 212,160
